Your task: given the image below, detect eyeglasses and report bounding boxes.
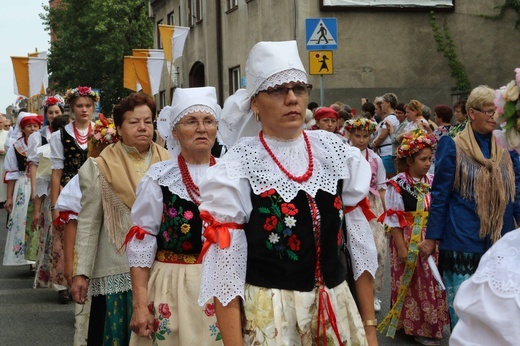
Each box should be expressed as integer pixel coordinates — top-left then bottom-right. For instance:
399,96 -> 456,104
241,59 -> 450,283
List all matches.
260,84 -> 312,99
176,118 -> 218,129
473,108 -> 496,117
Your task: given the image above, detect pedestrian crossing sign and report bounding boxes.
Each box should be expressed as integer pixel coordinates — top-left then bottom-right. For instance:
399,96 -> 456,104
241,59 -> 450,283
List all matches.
309,51 -> 333,75
306,18 -> 338,50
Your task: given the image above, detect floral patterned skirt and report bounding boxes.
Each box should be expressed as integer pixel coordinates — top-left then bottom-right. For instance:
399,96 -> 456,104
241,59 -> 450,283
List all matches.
130,261 -> 222,346
3,175 -> 34,266
33,197 -> 53,288
368,193 -> 387,293
243,281 -> 368,346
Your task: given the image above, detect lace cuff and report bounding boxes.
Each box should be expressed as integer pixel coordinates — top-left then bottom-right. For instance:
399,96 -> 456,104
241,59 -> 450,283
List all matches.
126,226 -> 157,268
198,227 -> 248,307
5,171 -> 20,181
344,207 -> 378,280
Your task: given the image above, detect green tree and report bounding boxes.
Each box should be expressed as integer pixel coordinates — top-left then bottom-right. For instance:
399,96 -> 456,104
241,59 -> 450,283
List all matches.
41,0 -> 153,113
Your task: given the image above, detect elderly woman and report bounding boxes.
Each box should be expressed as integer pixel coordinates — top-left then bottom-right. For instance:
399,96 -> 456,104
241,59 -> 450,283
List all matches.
419,85 -> 520,330
125,87 -> 222,345
71,93 -> 169,345
3,112 -> 42,266
197,41 -> 378,346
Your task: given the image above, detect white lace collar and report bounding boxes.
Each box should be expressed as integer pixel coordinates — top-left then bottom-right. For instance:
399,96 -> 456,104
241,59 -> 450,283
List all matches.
146,157 -> 213,203
471,229 -> 520,305
221,130 -> 356,202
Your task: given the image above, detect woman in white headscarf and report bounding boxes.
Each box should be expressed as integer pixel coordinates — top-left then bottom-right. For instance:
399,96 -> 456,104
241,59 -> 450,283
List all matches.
125,87 -> 222,345
197,41 -> 378,346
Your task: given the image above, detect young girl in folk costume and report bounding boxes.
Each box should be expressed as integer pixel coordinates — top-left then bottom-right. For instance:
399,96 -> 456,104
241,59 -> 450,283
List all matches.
54,113 -> 118,346
49,86 -> 97,303
3,113 -> 42,266
345,117 -> 387,313
377,129 -> 448,346
28,95 -> 66,290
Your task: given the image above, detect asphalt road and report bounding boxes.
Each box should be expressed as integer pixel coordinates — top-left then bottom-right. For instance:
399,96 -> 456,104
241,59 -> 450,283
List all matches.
0,208 -> 450,345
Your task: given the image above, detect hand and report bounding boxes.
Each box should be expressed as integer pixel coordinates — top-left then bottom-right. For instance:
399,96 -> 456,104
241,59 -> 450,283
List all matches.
365,326 -> 379,346
52,209 -> 59,223
418,239 -> 436,258
130,305 -> 154,339
397,245 -> 408,264
31,212 -> 41,231
4,198 -> 13,213
71,275 -> 89,304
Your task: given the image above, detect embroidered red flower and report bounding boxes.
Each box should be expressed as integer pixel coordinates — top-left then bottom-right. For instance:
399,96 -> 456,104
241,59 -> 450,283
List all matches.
333,195 -> 342,210
260,188 -> 276,198
153,318 -> 160,332
158,303 -> 171,318
148,301 -> 155,315
205,303 -> 216,316
288,234 -> 301,251
337,229 -> 343,246
281,203 -> 298,216
182,242 -> 193,251
263,216 -> 278,231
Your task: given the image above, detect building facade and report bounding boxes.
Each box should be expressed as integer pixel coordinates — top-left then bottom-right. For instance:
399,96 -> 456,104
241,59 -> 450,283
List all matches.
150,0 -> 518,110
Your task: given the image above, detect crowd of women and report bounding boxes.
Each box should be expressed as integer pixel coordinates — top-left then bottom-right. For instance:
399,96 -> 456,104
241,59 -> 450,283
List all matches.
2,39 -> 519,346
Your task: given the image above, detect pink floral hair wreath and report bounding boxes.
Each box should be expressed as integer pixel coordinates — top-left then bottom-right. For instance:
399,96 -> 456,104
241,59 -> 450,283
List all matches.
397,129 -> 437,159
64,85 -> 100,104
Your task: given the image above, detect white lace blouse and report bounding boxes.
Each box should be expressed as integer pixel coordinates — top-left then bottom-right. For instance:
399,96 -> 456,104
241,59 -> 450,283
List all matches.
54,174 -> 81,220
126,158 -> 212,268
197,130 -> 378,306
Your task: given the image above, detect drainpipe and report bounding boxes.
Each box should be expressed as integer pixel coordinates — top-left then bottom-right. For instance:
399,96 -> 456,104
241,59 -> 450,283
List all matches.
216,0 -> 224,105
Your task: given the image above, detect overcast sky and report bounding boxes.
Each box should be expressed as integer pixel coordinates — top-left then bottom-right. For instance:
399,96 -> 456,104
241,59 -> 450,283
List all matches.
0,1 -> 50,114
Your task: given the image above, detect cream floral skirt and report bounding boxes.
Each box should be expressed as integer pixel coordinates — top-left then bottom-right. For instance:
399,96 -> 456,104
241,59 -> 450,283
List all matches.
243,281 -> 368,346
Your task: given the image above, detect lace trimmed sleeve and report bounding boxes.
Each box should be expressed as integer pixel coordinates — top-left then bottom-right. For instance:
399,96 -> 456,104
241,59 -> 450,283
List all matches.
49,130 -> 65,170
344,206 -> 378,279
127,175 -> 163,268
197,162 -> 252,307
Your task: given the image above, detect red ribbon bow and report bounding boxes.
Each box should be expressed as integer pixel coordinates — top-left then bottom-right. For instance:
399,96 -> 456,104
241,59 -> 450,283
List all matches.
377,209 -> 408,228
118,225 -> 153,253
52,210 -> 78,226
343,197 -> 377,221
196,211 -> 244,263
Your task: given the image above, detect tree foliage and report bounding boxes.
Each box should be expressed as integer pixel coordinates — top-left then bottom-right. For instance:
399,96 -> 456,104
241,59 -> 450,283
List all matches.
40,0 -> 153,113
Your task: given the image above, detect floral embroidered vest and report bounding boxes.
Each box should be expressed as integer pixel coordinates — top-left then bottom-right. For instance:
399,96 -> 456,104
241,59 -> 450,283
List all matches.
60,129 -> 88,186
244,184 -> 347,291
156,186 -> 203,254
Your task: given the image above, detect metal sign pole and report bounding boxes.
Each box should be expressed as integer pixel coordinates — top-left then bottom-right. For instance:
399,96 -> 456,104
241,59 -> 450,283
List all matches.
320,75 -> 324,106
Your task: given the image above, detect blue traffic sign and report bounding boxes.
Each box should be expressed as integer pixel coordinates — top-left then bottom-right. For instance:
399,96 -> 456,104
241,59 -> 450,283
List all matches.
306,18 -> 338,51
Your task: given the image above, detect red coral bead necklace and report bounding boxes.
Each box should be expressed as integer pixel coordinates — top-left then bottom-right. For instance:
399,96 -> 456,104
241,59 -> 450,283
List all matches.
73,122 -> 92,145
259,130 -> 314,183
178,154 -> 216,205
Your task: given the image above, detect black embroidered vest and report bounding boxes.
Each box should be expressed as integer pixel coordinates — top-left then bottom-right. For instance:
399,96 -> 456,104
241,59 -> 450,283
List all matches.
15,148 -> 27,172
40,128 -> 48,146
245,184 -> 347,291
394,176 -> 419,212
156,186 -> 203,254
60,129 -> 88,186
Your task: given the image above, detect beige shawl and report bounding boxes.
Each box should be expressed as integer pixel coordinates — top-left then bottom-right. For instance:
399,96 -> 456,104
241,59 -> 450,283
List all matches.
454,125 -> 515,243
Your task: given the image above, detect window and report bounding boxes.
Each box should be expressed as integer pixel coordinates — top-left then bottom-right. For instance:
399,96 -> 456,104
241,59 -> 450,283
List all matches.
227,0 -> 238,10
188,0 -> 202,26
159,91 -> 166,109
167,11 -> 175,25
229,66 -> 241,95
157,19 -> 163,48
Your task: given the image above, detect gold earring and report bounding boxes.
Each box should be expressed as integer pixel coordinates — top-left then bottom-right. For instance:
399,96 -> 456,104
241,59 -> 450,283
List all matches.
254,111 -> 260,122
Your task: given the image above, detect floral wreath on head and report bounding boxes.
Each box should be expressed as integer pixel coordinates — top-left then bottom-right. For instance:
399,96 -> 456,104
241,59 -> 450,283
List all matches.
397,129 -> 437,159
494,68 -> 520,150
65,85 -> 100,104
344,117 -> 377,134
43,95 -> 65,109
90,113 -> 118,147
